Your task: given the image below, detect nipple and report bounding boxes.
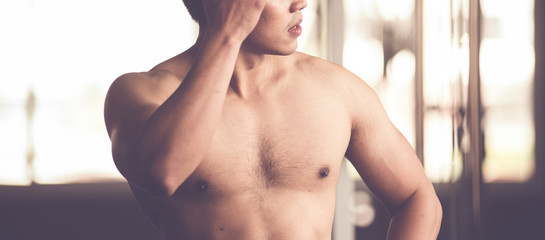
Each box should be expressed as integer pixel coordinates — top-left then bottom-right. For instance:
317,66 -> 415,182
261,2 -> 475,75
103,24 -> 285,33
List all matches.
319,167 -> 330,178
195,180 -> 209,193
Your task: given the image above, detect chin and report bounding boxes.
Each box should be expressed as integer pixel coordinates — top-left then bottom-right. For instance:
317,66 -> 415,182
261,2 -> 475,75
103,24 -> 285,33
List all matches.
264,43 -> 299,56
268,48 -> 297,56
243,37 -> 298,56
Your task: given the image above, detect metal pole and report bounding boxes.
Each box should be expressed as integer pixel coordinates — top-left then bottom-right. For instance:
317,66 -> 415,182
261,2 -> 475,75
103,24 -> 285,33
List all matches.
414,0 -> 424,163
468,0 -> 482,238
26,0 -> 37,185
326,0 -> 344,65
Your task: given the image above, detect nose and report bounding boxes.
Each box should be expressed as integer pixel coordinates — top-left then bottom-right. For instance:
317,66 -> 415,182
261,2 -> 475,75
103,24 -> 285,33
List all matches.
290,0 -> 307,12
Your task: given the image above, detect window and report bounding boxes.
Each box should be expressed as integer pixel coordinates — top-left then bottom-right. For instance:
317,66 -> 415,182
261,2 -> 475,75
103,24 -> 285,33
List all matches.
0,0 -> 323,185
421,0 -> 469,183
0,0 -> 197,185
341,0 -> 536,184
480,0 -> 535,183
343,0 -> 417,170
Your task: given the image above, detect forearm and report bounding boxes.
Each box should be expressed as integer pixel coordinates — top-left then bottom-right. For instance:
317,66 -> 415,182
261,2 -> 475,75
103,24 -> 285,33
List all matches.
128,33 -> 243,196
386,186 -> 443,240
108,0 -> 268,197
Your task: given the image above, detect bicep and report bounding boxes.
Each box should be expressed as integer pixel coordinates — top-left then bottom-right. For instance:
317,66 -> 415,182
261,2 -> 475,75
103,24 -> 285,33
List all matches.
344,83 -> 428,213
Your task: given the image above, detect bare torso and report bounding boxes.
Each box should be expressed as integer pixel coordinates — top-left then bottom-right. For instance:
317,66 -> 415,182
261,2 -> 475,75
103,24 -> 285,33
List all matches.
129,51 -> 353,240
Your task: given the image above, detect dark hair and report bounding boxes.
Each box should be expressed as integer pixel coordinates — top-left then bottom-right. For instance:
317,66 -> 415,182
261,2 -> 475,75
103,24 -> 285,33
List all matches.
182,0 -> 206,24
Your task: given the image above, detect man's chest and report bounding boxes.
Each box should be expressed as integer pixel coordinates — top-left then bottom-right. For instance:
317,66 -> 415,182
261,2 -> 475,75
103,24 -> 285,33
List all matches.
186,95 -> 353,195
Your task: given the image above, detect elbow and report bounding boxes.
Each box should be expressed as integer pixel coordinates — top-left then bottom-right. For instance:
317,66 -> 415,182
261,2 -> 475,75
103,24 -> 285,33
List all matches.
112,144 -> 184,197
114,147 -> 188,197
418,186 -> 443,233
390,186 -> 443,233
121,163 -> 182,198
432,194 -> 443,234
386,185 -> 443,239
136,173 -> 180,197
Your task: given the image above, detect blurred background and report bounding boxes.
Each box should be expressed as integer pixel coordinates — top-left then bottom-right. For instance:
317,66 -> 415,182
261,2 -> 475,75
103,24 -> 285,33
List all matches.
0,0 -> 542,239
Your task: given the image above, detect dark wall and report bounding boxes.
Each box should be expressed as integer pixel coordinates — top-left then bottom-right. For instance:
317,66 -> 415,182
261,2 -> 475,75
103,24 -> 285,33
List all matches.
0,183 -> 160,240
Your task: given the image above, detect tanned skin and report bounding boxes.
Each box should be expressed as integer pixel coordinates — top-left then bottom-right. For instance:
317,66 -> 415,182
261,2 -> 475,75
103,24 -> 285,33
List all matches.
104,0 -> 442,239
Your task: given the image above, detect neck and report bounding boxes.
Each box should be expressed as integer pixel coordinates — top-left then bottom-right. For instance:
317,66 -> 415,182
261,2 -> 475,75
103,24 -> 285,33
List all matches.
230,49 -> 277,98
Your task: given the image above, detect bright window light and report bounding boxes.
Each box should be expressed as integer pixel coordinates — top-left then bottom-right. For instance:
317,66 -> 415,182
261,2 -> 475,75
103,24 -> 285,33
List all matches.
480,0 -> 535,183
0,0 -> 325,185
0,0 -> 197,185
343,0 -> 417,182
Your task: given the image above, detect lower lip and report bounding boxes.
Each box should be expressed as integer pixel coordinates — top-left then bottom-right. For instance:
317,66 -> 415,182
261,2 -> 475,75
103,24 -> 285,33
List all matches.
288,25 -> 303,37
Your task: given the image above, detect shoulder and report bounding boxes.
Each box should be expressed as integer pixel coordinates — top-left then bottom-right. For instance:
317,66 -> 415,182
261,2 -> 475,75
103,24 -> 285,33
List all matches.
104,69 -> 180,135
105,70 -> 180,110
295,53 -> 378,106
106,49 -> 194,95
105,51 -> 194,114
291,52 -> 346,75
291,51 -> 380,118
291,52 -> 372,91
107,70 -> 180,98
104,49 -> 196,136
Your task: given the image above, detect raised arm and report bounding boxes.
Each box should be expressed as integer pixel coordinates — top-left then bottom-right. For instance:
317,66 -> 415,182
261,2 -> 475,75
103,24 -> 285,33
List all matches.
342,70 -> 442,239
104,0 -> 267,197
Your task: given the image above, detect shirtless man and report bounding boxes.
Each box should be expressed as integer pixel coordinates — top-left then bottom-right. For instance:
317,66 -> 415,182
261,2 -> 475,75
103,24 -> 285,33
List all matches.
104,0 -> 442,239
